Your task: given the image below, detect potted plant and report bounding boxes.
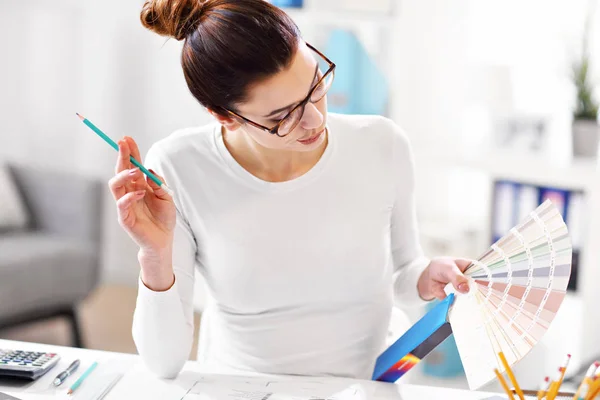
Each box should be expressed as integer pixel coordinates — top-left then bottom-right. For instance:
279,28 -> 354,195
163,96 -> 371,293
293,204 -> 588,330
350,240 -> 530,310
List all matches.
571,2 -> 599,159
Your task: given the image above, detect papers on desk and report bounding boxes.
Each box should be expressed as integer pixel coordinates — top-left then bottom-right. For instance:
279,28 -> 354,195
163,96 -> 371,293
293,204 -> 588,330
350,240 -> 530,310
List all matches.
111,369 -> 534,400
110,369 -> 377,400
177,373 -> 374,400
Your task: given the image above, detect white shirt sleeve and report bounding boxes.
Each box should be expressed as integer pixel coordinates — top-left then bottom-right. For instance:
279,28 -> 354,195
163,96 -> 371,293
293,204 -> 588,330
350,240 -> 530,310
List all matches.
131,146 -> 198,378
388,122 -> 432,308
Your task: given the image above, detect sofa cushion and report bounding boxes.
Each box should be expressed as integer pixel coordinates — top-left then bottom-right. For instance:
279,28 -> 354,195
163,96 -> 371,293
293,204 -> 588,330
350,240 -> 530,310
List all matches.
0,165 -> 29,233
0,233 -> 98,321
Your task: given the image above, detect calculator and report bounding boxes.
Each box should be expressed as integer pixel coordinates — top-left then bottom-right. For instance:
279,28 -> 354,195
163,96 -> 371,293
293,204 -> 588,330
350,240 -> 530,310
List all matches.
0,349 -> 60,380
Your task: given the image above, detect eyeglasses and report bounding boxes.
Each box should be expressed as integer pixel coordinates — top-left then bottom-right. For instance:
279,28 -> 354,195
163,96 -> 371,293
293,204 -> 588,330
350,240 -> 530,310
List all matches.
224,43 -> 336,137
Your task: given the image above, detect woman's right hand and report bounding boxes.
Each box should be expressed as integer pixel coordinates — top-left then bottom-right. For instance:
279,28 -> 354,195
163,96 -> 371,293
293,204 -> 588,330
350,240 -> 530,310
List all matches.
109,137 -> 177,286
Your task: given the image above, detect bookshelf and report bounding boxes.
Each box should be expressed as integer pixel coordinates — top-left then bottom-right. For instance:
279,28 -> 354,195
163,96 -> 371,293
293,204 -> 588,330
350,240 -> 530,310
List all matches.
430,150 -> 598,190
418,148 -> 600,384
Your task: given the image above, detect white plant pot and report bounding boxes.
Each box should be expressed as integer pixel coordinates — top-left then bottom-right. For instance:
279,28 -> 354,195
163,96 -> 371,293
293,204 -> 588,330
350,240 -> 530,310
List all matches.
572,119 -> 600,158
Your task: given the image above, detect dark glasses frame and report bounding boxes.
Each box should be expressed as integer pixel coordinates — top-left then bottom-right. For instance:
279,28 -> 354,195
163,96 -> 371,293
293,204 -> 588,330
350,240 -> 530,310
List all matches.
224,42 -> 336,137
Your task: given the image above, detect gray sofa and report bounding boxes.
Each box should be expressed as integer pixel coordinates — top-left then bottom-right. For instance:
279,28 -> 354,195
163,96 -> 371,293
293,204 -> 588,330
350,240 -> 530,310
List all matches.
0,164 -> 103,347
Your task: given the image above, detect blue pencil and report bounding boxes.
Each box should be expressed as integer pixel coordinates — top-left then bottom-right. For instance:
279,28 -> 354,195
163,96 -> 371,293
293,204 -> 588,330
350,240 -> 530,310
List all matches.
76,113 -> 174,197
67,361 -> 98,395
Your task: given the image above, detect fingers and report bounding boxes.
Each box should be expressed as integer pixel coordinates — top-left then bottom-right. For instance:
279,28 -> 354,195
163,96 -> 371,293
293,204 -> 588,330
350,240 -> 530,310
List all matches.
454,258 -> 473,272
114,137 -> 147,193
116,190 -> 146,228
115,139 -> 132,174
146,168 -> 172,201
125,136 -> 142,166
426,280 -> 448,301
444,263 -> 470,294
108,168 -> 145,201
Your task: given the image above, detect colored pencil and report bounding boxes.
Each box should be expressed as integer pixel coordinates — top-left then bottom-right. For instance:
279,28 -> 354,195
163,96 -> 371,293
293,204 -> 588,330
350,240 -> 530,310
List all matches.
574,361 -> 599,400
76,113 -> 174,197
499,352 -> 525,400
67,361 -> 98,395
547,354 -> 571,399
537,376 -> 550,400
585,365 -> 600,400
495,368 -> 516,400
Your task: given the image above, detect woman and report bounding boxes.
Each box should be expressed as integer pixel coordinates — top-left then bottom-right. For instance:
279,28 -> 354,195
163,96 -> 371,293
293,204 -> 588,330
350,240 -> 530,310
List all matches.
109,0 -> 471,380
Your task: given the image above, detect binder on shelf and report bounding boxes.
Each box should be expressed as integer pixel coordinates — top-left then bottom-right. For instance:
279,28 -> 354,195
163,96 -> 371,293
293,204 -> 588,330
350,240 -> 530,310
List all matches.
492,180 -> 517,242
324,29 -> 389,116
268,0 -> 304,8
567,191 -> 585,249
539,187 -> 569,222
516,184 -> 539,224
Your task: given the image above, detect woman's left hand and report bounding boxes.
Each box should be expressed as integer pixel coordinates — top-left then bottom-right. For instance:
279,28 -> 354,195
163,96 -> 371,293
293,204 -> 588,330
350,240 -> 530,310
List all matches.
417,257 -> 473,301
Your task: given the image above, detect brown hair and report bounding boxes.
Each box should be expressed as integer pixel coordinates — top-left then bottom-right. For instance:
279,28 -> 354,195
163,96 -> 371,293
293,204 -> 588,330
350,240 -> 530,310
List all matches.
140,0 -> 301,116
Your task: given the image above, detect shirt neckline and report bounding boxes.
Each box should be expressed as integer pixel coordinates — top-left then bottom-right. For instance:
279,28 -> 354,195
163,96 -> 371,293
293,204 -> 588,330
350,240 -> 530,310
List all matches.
213,123 -> 336,193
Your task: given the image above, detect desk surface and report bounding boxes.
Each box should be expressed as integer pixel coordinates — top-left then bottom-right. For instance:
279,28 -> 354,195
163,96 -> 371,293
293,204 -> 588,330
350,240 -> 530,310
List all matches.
0,339 -> 510,400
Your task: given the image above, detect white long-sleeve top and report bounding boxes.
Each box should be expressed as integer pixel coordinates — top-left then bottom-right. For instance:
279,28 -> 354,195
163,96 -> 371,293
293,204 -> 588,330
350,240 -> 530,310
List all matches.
132,113 -> 430,380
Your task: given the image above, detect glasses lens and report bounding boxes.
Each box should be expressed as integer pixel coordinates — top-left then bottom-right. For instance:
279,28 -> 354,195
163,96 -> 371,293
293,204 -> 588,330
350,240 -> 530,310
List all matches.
278,105 -> 303,136
310,70 -> 334,103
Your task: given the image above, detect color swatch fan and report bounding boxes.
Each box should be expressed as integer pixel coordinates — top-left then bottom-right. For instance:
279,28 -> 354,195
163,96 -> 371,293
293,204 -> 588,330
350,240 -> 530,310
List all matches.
447,199 -> 572,390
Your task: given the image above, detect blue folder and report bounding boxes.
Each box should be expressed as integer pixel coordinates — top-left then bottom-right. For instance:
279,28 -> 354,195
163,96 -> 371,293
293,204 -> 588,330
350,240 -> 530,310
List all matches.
324,29 -> 389,115
372,293 -> 455,382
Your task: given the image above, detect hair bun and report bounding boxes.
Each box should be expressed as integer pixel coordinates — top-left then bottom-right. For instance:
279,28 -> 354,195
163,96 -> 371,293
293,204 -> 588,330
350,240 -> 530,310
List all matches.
141,0 -> 206,41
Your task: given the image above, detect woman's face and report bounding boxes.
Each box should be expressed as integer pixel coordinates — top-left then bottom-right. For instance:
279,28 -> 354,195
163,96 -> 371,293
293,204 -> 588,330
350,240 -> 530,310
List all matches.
232,42 -> 329,152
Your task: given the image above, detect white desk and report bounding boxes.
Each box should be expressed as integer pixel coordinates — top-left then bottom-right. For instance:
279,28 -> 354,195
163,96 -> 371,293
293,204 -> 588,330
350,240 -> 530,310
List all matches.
0,339 -> 509,400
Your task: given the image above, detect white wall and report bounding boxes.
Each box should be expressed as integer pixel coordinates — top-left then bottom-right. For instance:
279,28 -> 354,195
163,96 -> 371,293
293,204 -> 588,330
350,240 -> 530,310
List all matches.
392,0 -> 600,229
0,0 -> 212,285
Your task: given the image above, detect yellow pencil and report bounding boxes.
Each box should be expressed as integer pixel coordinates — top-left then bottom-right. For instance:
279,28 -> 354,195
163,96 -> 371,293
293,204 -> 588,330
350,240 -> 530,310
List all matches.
574,361 -> 599,400
499,352 -> 525,400
495,368 -> 516,400
547,354 -> 571,399
537,376 -> 550,400
586,367 -> 600,400
586,380 -> 600,400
